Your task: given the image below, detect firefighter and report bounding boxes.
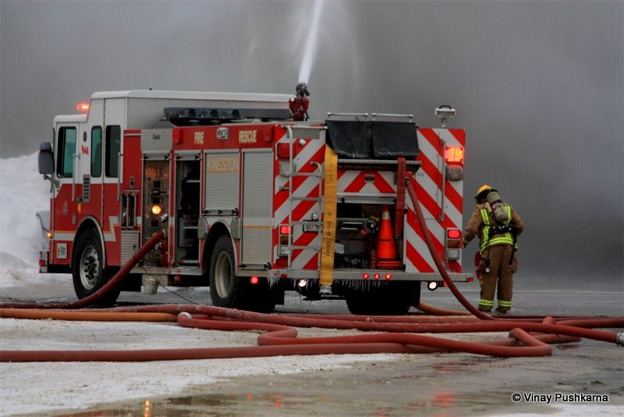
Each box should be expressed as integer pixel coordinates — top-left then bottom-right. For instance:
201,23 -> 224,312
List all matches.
463,185 -> 524,313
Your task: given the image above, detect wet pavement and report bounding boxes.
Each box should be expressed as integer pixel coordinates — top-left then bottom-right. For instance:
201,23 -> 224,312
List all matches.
51,337 -> 623,417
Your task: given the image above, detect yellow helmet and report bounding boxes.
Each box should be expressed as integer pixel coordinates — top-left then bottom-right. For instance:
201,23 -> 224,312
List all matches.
475,184 -> 495,202
476,184 -> 492,195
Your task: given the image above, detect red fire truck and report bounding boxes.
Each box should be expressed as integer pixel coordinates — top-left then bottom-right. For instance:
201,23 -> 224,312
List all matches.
38,88 -> 468,314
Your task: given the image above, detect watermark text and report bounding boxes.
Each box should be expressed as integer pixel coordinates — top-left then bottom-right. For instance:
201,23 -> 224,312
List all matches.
511,392 -> 609,405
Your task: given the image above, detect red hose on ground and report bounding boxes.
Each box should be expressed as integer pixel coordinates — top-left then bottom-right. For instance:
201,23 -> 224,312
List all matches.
405,172 -> 492,321
417,302 -> 472,316
0,308 -> 177,322
0,311 -> 551,362
1,305 -> 621,362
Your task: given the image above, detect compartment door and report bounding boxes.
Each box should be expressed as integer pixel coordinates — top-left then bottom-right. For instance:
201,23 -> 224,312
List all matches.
241,150 -> 273,266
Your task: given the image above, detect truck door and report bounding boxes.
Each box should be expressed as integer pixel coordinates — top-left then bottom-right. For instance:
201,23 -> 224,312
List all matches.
119,130 -> 142,266
175,156 -> 201,266
101,98 -> 125,266
204,150 -> 240,261
85,99 -> 105,234
50,123 -> 80,265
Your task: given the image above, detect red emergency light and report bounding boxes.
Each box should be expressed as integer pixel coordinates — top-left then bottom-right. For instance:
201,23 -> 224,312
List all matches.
76,102 -> 90,113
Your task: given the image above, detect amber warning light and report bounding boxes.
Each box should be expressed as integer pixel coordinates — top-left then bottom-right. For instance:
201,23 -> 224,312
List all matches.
76,102 -> 90,113
445,146 -> 464,164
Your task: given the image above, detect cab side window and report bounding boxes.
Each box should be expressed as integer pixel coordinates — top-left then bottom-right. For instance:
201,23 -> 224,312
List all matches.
91,126 -> 102,177
105,125 -> 121,178
57,127 -> 77,178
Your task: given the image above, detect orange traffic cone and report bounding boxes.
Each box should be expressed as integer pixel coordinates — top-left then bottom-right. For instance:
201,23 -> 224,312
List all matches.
376,206 -> 403,269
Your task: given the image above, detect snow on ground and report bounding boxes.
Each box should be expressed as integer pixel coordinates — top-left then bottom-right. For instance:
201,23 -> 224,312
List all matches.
0,317 -> 399,416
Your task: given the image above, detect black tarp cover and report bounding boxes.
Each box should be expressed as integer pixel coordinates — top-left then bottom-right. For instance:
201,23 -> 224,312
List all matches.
325,120 -> 419,159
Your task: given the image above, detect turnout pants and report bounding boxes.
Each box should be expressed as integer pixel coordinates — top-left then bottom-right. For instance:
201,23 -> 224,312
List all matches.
478,244 -> 515,312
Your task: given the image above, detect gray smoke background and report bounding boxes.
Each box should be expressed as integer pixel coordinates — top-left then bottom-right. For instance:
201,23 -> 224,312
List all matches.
1,1 -> 622,290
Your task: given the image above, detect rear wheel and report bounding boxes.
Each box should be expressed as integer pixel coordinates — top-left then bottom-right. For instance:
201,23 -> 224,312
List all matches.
208,235 -> 276,313
71,229 -> 120,306
209,235 -> 243,307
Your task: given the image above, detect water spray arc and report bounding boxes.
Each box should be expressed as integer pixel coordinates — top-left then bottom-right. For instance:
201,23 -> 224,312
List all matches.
297,0 -> 325,85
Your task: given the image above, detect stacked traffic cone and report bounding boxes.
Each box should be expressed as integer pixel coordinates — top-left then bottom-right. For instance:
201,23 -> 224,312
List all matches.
376,205 -> 403,269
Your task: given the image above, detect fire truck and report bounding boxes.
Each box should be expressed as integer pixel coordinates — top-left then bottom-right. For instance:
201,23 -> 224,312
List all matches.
37,87 -> 468,314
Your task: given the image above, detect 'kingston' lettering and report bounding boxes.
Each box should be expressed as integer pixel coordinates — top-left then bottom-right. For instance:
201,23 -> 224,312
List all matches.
206,156 -> 239,174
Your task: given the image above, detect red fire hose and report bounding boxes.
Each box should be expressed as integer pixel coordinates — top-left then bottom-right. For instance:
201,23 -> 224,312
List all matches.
405,172 -> 493,321
1,302 -> 621,361
1,181 -> 622,362
2,306 -> 598,361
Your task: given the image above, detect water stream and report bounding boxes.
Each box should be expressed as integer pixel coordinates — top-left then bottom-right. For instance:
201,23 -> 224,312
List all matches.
297,0 -> 325,84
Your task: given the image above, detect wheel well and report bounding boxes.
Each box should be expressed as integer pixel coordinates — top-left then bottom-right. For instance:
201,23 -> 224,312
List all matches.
202,222 -> 232,272
72,218 -> 104,266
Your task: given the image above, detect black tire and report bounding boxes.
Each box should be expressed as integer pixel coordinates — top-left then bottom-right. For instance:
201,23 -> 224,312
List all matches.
346,283 -> 419,316
209,235 -> 245,308
71,229 -> 120,306
208,235 -> 276,313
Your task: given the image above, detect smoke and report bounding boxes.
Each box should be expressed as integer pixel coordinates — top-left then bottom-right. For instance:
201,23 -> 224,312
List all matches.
0,1 -> 622,289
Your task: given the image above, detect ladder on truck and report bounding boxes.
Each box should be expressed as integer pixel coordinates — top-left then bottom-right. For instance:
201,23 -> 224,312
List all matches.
281,125 -> 325,269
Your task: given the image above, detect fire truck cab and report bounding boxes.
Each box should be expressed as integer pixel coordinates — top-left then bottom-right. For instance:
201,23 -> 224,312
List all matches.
38,89 -> 469,314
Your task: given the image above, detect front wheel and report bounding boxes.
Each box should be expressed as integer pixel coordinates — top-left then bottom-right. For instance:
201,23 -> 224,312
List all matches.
71,229 -> 120,306
208,235 -> 275,313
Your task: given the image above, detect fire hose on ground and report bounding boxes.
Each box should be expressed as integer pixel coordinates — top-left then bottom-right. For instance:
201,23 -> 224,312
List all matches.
1,177 -> 622,362
1,304 -> 621,362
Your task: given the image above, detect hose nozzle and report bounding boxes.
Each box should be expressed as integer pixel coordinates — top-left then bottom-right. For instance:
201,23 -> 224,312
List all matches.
616,332 -> 624,347
296,82 -> 310,98
290,82 -> 310,121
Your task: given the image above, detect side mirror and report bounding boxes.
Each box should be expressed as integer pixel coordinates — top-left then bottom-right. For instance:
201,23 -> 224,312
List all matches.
38,142 -> 54,175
